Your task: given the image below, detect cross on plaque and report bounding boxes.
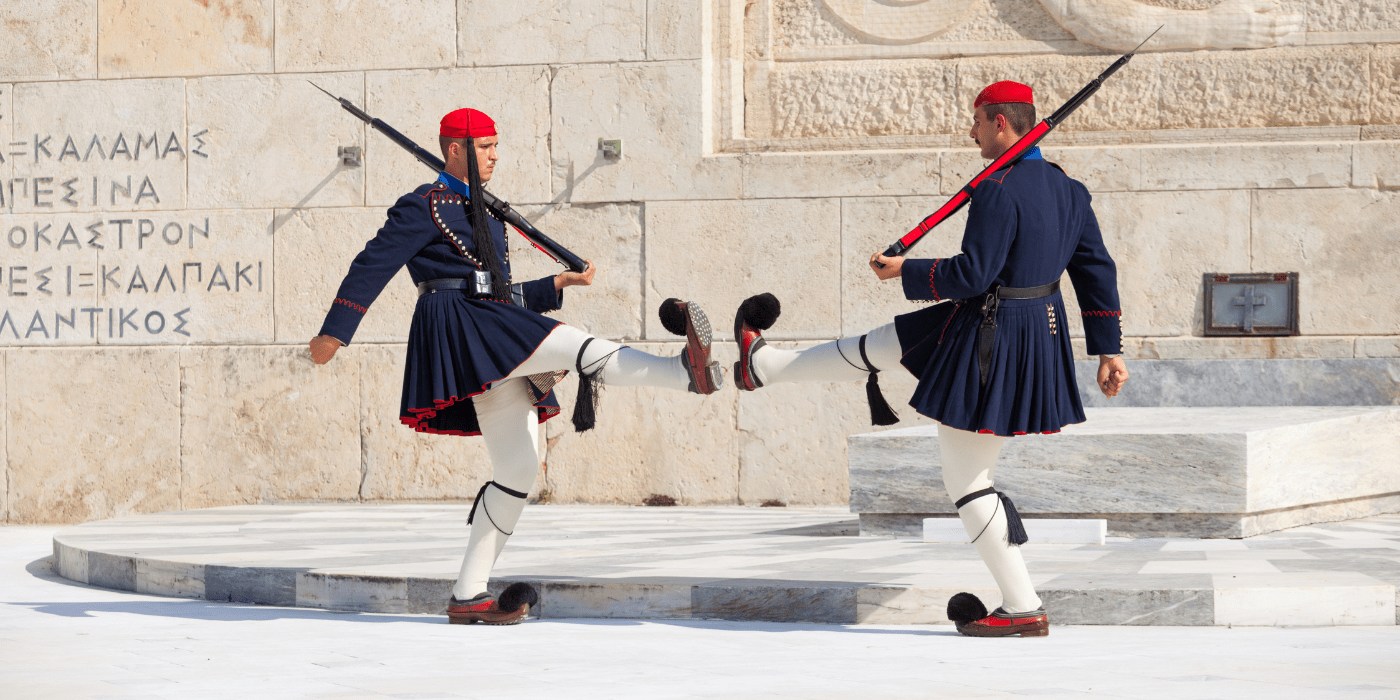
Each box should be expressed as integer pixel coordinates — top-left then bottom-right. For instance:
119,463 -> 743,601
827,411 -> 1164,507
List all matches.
1232,285 -> 1268,332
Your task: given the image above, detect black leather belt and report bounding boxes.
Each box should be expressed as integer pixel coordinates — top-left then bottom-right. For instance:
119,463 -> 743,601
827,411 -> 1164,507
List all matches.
417,277 -> 526,307
966,280 -> 1060,387
995,280 -> 1059,300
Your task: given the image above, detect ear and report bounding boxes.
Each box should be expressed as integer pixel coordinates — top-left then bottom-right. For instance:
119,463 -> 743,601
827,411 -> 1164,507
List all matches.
994,112 -> 1009,134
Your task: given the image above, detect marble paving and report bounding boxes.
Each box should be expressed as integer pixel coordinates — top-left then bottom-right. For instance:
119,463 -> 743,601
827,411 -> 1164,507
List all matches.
51,505 -> 1400,626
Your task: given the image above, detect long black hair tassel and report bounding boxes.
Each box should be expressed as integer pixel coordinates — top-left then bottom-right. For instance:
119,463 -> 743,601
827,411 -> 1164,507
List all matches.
571,338 -> 600,432
999,491 -> 1029,546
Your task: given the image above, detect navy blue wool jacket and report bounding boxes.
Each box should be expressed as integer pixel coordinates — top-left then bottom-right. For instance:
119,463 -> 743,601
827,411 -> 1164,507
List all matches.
319,182 -> 563,345
900,155 -> 1122,355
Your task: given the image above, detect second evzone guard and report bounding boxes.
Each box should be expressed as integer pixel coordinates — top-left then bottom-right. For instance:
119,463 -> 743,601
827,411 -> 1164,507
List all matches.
310,108 -> 724,625
731,81 -> 1129,637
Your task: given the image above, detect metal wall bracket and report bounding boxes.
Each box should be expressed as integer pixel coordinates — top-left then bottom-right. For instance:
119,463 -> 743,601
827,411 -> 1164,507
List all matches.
338,145 -> 363,167
598,138 -> 622,160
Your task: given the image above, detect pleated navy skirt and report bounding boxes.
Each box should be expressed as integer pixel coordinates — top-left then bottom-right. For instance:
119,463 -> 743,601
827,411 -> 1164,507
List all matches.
895,291 -> 1085,436
399,291 -> 563,436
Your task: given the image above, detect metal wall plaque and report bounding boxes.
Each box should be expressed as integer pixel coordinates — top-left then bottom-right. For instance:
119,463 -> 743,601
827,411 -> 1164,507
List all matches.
1203,272 -> 1299,337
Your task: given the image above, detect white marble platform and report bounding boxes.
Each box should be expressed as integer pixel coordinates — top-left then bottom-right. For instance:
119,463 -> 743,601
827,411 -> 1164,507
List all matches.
850,407 -> 1400,538
49,505 -> 1400,627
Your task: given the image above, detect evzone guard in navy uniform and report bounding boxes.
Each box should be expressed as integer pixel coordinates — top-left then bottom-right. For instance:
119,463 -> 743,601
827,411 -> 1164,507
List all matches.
309,108 -> 725,625
730,82 -> 1129,637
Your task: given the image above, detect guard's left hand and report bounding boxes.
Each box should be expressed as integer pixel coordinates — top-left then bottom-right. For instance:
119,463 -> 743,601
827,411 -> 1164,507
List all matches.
555,260 -> 596,290
1098,355 -> 1129,398
870,253 -> 904,281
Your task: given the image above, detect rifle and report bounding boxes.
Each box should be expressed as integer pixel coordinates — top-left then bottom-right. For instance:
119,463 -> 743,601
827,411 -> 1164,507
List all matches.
311,83 -> 589,274
876,27 -> 1161,266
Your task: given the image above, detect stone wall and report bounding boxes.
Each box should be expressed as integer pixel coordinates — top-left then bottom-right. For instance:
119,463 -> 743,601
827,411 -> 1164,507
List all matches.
2,0 -> 1398,523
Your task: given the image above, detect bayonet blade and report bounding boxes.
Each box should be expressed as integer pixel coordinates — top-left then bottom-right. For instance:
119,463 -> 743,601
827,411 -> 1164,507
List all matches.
1130,25 -> 1164,55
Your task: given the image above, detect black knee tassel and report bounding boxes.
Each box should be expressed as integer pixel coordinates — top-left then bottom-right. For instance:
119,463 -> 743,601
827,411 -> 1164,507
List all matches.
858,335 -> 899,426
571,338 -> 600,433
999,491 -> 1029,546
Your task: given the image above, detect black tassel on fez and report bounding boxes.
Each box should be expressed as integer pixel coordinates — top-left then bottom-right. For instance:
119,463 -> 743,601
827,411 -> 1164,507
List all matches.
1000,492 -> 1030,546
497,582 -> 539,614
571,338 -> 600,433
946,592 -> 988,624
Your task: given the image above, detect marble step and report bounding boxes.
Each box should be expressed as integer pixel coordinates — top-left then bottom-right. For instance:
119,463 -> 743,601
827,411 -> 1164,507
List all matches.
50,505 -> 1399,627
850,406 -> 1400,538
923,517 -> 1107,544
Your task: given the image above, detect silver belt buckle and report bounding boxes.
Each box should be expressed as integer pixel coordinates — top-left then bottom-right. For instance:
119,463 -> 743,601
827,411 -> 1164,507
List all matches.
470,270 -> 492,296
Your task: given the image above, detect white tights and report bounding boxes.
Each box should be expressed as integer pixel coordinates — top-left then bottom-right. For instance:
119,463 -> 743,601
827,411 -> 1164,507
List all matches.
749,324 -> 1042,613
452,324 -> 692,600
938,423 -> 1042,613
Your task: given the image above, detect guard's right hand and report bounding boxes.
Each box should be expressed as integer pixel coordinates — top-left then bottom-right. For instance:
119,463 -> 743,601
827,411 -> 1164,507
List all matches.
310,335 -> 343,364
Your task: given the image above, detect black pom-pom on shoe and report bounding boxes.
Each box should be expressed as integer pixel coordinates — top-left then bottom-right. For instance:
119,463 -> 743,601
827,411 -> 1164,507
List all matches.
947,592 -> 988,624
738,293 -> 781,331
658,298 -> 688,336
497,582 -> 540,614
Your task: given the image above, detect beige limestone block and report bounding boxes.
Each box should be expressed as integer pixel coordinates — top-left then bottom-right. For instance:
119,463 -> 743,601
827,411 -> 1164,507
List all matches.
1374,46 -> 1400,126
737,340 -> 935,507
1141,143 -> 1351,191
459,0 -> 646,65
187,72 -> 364,210
840,196 -> 966,337
1087,190 -> 1252,337
1135,336 -> 1355,360
98,210 -> 274,345
10,79 -> 187,214
767,60 -> 960,139
364,66 -> 551,208
272,207 -> 415,345
358,344 -> 500,501
1356,337 -> 1400,358
276,0 -> 455,72
7,347 -> 180,524
940,146 -> 1140,194
513,203 -> 643,341
1353,141 -> 1400,189
1253,189 -> 1400,335
957,52 -> 1163,134
551,61 -> 742,203
1160,46 -> 1370,129
181,345 -> 363,508
1306,0 -> 1400,33
98,0 -> 273,78
740,152 -> 940,200
644,199 -> 841,341
542,342 -> 741,505
1,84 -> 11,200
0,1 -> 97,81
649,0 -> 703,60
0,213 -> 101,347
0,351 -> 5,521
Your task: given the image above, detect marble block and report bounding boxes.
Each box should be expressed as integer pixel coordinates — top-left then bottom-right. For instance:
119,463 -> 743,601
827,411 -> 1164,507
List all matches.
1074,359 -> 1400,408
923,518 -> 1106,545
850,407 -> 1400,538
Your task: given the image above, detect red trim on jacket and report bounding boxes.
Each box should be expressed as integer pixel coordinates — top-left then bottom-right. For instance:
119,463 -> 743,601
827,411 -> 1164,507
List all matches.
333,298 -> 368,314
1081,310 -> 1121,317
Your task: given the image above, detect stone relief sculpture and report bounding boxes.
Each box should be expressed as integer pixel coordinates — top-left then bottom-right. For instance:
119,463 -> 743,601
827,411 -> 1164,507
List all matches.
822,0 -> 1303,50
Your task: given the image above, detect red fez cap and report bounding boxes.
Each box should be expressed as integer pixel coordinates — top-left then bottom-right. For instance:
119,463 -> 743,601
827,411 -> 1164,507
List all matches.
974,81 -> 1034,109
440,108 -> 497,139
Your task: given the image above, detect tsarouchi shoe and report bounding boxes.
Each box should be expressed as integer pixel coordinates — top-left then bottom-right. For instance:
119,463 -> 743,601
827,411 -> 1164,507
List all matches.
947,591 -> 1048,638
659,298 -> 724,394
446,582 -> 539,625
732,293 -> 780,391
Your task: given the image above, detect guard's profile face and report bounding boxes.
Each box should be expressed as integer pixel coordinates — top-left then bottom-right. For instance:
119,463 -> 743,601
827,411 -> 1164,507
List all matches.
969,106 -> 999,160
474,136 -> 499,182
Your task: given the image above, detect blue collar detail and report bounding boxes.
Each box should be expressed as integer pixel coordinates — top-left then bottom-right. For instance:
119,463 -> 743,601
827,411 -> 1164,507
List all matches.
437,171 -> 472,198
1020,146 -> 1043,160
